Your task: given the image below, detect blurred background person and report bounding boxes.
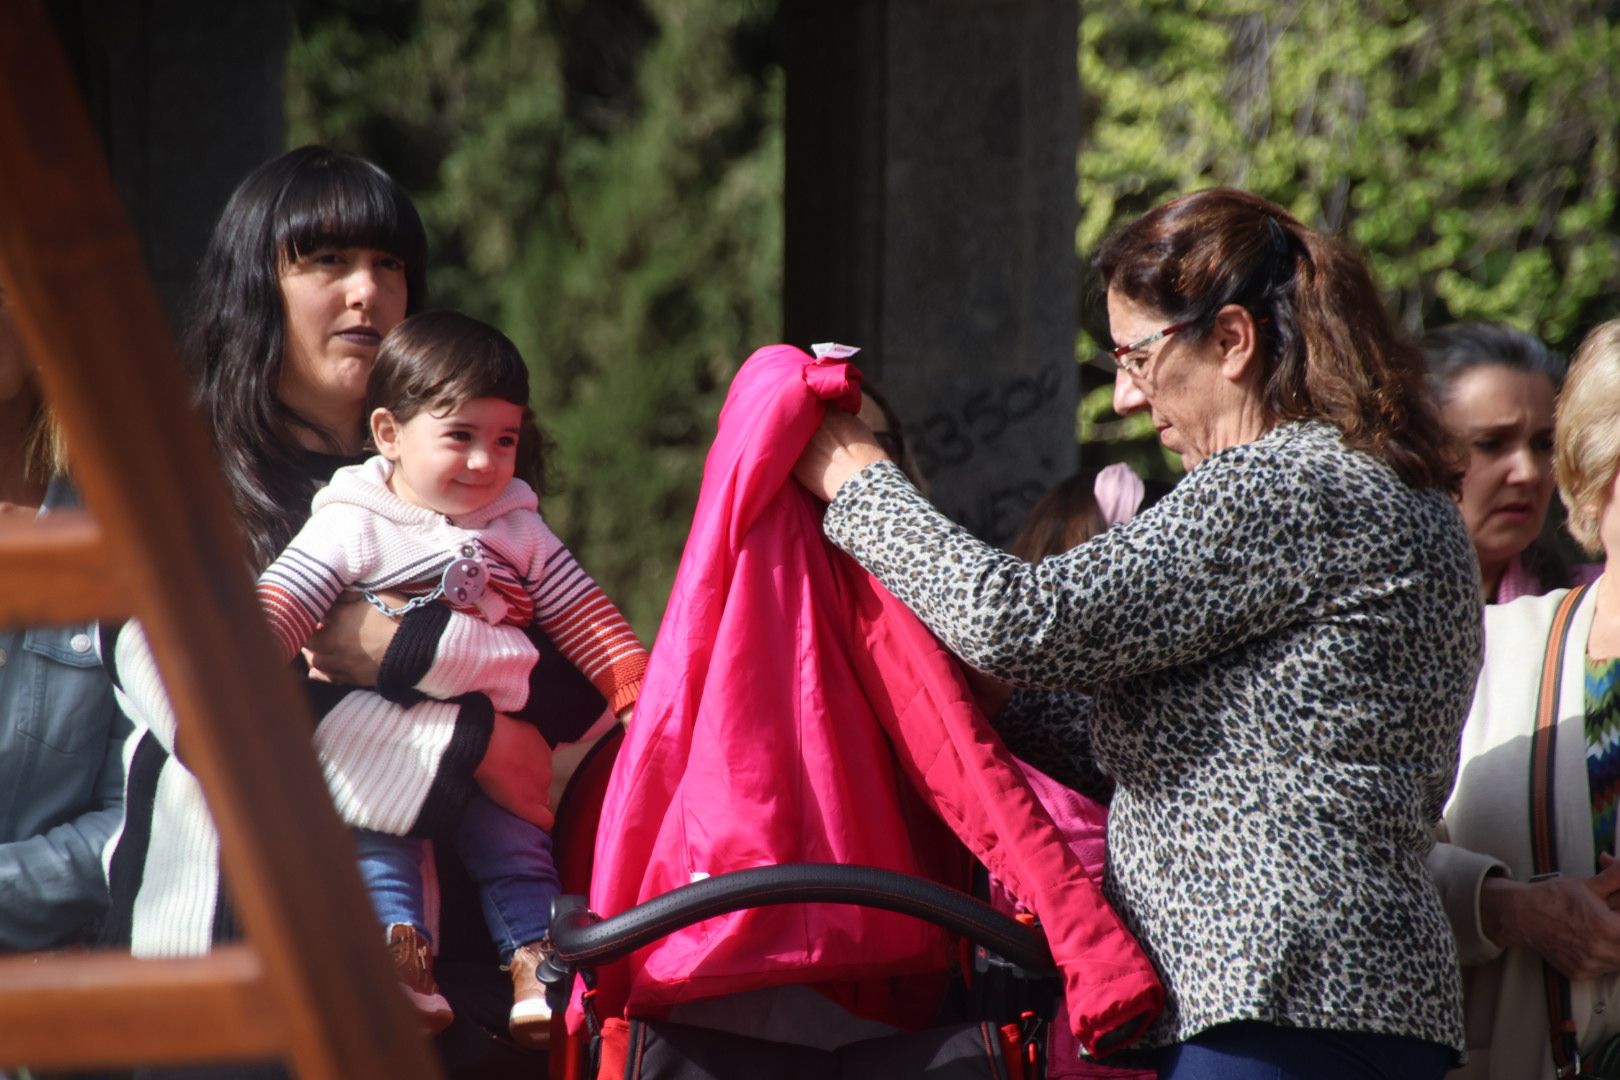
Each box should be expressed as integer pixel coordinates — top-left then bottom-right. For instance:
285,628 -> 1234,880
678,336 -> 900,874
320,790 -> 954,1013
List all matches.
1009,462 -> 1145,564
1428,318 -> 1620,1079
0,286 -> 130,952
1423,321 -> 1570,602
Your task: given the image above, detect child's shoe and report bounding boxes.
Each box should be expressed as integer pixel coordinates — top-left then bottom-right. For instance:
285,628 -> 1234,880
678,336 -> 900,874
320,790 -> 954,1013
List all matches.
506,939 -> 555,1049
387,923 -> 454,1035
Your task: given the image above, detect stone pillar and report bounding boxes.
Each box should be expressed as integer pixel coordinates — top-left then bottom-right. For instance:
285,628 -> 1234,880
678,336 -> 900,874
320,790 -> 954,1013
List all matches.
48,0 -> 291,337
785,0 -> 1080,544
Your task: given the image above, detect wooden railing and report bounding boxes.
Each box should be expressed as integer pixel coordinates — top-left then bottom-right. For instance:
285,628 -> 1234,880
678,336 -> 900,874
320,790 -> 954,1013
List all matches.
0,3 -> 443,1076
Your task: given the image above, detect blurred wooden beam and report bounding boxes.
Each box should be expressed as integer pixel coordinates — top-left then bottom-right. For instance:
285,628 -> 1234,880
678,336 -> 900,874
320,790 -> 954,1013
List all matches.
0,510 -> 128,626
0,946 -> 280,1069
0,4 -> 443,1076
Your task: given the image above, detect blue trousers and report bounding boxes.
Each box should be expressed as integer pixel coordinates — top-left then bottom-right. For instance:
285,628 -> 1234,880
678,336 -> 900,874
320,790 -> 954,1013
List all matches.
1155,1021 -> 1454,1080
354,792 -> 558,962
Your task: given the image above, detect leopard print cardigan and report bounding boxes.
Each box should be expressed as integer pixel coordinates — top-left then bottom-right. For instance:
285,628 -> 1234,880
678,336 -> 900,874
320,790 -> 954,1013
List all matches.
823,420 -> 1482,1052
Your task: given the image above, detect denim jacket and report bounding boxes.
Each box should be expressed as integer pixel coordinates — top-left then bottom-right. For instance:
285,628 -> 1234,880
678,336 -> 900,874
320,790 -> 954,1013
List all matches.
0,478 -> 130,949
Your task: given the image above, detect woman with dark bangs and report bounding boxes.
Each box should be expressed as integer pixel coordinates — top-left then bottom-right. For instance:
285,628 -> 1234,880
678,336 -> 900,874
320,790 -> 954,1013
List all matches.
102,147 -> 601,1061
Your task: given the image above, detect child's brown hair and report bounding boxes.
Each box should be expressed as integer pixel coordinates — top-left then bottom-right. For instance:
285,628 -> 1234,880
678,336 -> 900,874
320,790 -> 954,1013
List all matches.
367,310 -> 551,492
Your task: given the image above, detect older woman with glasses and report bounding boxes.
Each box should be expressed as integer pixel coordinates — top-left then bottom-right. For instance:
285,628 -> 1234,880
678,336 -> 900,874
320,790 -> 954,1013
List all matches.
794,187 -> 1481,1079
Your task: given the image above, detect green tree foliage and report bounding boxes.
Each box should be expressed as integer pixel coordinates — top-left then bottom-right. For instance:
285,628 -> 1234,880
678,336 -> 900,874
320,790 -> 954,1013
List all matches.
1077,0 -> 1620,478
287,0 -> 783,636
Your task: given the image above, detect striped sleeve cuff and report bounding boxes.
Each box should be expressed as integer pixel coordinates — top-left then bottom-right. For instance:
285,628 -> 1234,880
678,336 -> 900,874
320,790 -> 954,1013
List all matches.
377,604 -> 450,704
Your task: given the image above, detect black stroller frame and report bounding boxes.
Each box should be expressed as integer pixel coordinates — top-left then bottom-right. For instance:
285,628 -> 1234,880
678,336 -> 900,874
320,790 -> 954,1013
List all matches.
544,863 -> 1065,1080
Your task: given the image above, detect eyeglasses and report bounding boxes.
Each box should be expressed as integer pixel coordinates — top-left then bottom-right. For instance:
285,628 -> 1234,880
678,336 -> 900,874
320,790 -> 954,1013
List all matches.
1109,321 -> 1191,379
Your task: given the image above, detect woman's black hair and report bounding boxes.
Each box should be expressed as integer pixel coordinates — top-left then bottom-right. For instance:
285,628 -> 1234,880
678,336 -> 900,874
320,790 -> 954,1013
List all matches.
189,145 -> 428,570
860,380 -> 930,495
1420,321 -> 1566,404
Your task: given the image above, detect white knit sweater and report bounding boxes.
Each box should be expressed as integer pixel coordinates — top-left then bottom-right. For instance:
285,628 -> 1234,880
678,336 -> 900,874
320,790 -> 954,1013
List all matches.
258,457 -> 646,713
103,457 -> 645,958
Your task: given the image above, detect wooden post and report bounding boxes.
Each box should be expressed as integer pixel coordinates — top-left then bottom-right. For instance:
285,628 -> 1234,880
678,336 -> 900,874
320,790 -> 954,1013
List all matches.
0,4 -> 442,1076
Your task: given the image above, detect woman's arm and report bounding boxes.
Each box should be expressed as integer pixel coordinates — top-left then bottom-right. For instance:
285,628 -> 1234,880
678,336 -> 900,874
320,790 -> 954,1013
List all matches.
472,714 -> 554,832
1425,837 -> 1512,965
309,681 -> 555,833
1428,828 -> 1620,979
817,455 -> 1320,688
327,601 -> 609,746
0,694 -> 131,949
302,591 -> 403,686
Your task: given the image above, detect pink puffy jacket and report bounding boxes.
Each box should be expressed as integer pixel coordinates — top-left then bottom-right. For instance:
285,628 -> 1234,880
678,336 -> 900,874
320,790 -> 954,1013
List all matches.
582,345 -> 1162,1055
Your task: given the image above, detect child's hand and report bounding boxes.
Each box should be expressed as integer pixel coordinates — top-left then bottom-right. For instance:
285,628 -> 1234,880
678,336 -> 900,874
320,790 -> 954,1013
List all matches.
304,591 -> 403,685
616,705 -> 634,727
474,714 -> 555,831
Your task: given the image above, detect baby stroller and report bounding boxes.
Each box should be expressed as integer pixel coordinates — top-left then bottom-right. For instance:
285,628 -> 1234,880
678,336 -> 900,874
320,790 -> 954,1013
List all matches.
544,862 -> 1067,1080
534,723 -> 1154,1080
520,346 -> 1162,1079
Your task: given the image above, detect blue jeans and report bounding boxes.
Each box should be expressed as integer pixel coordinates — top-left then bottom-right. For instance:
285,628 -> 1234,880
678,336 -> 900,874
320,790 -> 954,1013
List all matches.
1155,1021 -> 1454,1080
354,792 -> 558,962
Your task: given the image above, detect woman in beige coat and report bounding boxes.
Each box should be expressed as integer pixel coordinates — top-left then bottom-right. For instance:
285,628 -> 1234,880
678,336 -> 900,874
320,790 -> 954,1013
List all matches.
1430,318 -> 1620,1079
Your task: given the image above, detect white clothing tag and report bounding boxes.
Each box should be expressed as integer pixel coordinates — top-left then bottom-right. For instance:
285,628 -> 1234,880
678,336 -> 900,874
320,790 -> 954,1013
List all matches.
810,342 -> 861,360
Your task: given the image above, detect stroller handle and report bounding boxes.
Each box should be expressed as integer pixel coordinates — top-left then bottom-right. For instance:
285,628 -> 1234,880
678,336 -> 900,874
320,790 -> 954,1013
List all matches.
549,863 -> 1057,974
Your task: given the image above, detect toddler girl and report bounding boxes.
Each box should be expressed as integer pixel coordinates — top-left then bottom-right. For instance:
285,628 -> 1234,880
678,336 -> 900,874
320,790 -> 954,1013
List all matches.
256,310 -> 648,1047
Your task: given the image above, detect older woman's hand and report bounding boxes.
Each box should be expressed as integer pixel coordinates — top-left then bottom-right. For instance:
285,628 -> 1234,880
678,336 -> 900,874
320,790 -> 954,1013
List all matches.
793,408 -> 891,503
303,591 -> 404,686
1481,857 -> 1620,980
474,714 -> 555,831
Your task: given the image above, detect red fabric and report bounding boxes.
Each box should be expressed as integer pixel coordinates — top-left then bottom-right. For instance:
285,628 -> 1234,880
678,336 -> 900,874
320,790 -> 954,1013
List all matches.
999,1023 -> 1029,1080
989,760 -> 1155,1078
578,345 -> 1163,1054
554,727 -> 625,896
594,1017 -> 629,1080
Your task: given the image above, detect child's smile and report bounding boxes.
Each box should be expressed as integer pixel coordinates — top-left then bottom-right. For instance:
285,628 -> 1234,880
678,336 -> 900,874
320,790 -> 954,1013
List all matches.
374,396 -> 524,518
